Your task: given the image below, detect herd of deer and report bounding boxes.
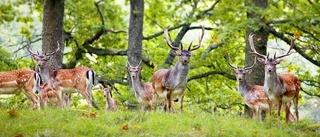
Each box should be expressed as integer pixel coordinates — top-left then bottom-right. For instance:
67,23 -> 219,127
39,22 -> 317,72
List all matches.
0,25 -> 300,124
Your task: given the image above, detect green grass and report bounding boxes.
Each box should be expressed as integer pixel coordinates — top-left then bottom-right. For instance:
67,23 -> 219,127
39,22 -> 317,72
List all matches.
0,108 -> 319,137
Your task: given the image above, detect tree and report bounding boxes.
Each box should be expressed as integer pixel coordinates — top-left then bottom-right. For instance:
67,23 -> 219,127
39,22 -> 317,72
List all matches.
42,0 -> 64,70
127,0 -> 144,86
244,0 -> 268,119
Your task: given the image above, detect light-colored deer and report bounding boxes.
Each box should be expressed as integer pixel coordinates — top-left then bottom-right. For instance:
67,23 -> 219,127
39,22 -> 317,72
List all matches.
99,85 -> 118,111
0,69 -> 41,109
249,34 -> 300,123
152,25 -> 205,112
127,60 -> 155,111
228,54 -> 296,122
28,42 -> 97,109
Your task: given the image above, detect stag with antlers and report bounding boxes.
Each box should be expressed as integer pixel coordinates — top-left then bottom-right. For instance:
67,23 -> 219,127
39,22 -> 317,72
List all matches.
228,54 -> 296,122
127,60 -> 155,111
152,25 -> 205,112
28,41 -> 97,109
249,34 -> 300,123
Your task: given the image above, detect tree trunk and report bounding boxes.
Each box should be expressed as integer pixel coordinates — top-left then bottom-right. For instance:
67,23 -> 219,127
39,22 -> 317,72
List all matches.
127,0 -> 144,86
245,0 -> 268,119
42,0 -> 64,70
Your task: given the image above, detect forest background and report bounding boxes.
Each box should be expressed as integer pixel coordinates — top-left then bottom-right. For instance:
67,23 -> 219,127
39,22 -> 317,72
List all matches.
0,0 -> 319,123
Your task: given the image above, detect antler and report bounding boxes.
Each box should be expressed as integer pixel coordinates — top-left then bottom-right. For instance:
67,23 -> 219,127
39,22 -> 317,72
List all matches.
127,60 -> 142,68
274,36 -> 295,60
244,56 -> 256,70
45,41 -> 61,56
248,33 -> 267,60
164,26 -> 180,51
227,53 -> 238,69
188,25 -> 205,51
27,40 -> 39,56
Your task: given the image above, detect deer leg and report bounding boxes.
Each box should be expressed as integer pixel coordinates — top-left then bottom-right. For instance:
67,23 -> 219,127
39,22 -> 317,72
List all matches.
166,92 -> 172,112
147,101 -> 152,112
268,100 -> 273,124
78,88 -> 93,109
293,95 -> 299,122
278,99 -> 282,123
252,106 -> 259,120
57,90 -> 64,109
179,93 -> 184,112
284,103 -> 290,124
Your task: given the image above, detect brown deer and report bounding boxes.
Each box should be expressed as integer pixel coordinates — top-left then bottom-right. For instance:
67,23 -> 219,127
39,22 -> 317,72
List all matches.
228,54 -> 296,122
126,60 -> 155,111
249,34 -> 300,123
0,69 -> 41,109
38,83 -> 71,107
99,85 -> 118,111
27,42 -> 97,109
152,25 -> 205,112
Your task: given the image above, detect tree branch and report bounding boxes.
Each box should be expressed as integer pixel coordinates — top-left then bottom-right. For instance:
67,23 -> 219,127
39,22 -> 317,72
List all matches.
268,26 -> 320,67
187,71 -> 236,82
300,87 -> 320,98
202,42 -> 224,59
266,19 -> 292,25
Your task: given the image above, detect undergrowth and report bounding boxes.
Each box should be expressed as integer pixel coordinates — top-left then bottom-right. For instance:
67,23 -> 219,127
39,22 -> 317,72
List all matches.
0,108 -> 319,137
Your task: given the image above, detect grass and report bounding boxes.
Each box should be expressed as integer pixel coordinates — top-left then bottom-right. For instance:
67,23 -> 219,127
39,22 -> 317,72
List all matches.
0,108 -> 319,137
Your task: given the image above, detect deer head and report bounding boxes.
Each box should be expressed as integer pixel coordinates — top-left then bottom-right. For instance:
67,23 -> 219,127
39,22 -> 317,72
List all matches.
164,25 -> 205,65
27,41 -> 60,68
126,60 -> 142,80
248,34 -> 295,73
99,85 -> 113,97
228,54 -> 256,81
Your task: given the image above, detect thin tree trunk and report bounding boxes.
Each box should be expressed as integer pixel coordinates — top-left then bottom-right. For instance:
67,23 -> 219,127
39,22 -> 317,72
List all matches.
245,0 -> 268,119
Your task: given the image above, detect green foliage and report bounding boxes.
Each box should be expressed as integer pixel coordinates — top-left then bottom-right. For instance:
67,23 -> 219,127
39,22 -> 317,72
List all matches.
0,109 -> 318,136
0,2 -> 15,24
0,46 -> 18,71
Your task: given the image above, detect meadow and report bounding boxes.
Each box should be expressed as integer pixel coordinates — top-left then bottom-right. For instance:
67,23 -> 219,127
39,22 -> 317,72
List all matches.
1,108 -> 319,137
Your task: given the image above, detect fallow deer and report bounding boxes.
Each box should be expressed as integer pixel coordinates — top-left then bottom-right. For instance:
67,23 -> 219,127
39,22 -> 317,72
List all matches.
38,83 -> 71,107
0,69 -> 41,109
249,34 -> 300,123
152,25 -> 205,112
127,60 -> 155,111
228,54 -> 296,122
27,42 -> 97,109
99,85 -> 118,111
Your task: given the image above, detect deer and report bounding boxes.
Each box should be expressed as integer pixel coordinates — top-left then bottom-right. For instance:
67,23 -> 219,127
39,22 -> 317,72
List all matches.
37,82 -> 71,107
248,34 -> 300,123
99,85 -> 118,111
228,54 -> 296,122
126,60 -> 155,111
152,25 -> 205,112
0,69 -> 41,109
27,41 -> 97,109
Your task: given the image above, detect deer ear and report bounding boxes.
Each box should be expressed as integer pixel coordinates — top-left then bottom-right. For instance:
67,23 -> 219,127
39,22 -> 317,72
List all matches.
175,51 -> 181,56
99,85 -> 104,90
275,59 -> 283,64
257,58 -> 265,64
